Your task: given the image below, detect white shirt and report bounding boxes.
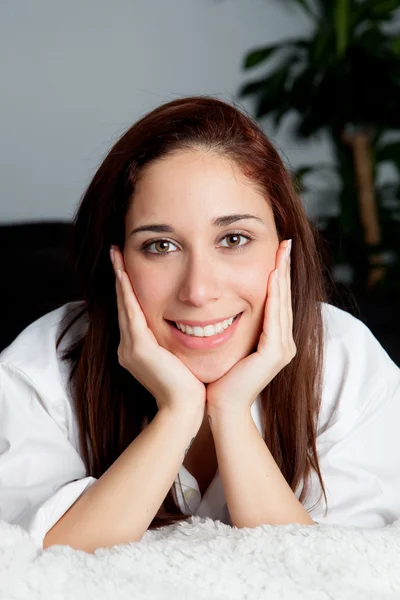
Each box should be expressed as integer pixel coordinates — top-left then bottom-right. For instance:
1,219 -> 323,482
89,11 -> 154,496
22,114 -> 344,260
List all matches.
1,301 -> 399,549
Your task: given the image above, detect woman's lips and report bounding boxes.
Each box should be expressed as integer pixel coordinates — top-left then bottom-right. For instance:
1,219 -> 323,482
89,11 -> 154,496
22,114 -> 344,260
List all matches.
166,312 -> 243,350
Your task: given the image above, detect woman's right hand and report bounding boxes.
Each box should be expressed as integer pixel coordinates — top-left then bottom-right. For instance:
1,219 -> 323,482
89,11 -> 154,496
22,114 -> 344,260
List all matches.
110,245 -> 206,427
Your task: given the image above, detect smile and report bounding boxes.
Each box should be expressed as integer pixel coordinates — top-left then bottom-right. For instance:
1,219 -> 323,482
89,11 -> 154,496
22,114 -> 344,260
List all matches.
174,314 -> 240,337
166,312 -> 243,350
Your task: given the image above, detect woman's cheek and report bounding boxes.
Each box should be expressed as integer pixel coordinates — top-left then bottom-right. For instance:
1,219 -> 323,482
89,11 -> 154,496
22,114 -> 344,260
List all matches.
246,267 -> 272,337
124,258 -> 158,308
242,267 -> 270,304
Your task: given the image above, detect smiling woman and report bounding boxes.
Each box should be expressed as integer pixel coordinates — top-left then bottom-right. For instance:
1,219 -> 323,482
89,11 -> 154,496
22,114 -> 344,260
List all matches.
122,149 -> 278,378
1,96 -> 400,553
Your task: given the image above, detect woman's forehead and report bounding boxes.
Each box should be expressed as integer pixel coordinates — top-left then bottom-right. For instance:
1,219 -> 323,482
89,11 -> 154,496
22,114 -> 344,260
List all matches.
127,150 -> 274,228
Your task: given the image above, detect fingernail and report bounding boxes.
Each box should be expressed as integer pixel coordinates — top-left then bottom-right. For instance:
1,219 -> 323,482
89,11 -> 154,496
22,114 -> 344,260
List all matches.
286,239 -> 292,259
117,269 -> 123,282
110,246 -> 115,265
274,268 -> 279,282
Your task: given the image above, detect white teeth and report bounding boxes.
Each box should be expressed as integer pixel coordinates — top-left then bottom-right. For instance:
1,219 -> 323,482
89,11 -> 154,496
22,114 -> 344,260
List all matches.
214,322 -> 224,334
175,315 -> 236,337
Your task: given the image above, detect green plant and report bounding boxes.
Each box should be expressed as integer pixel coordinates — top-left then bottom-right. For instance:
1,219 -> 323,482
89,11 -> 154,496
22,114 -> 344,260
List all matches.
240,0 -> 400,295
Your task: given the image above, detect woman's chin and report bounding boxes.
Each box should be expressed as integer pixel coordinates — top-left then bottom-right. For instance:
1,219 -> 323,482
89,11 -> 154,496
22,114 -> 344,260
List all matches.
192,370 -> 227,384
183,356 -> 238,384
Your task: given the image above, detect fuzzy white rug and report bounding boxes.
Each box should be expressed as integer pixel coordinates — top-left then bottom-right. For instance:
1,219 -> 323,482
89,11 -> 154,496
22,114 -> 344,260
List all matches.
1,516 -> 400,600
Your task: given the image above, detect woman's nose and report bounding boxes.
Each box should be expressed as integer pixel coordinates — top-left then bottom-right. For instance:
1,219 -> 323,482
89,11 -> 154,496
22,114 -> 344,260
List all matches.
177,256 -> 223,306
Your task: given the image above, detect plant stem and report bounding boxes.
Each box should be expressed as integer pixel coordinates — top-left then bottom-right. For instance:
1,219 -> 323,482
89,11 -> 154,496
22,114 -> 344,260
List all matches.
335,0 -> 349,57
343,130 -> 386,289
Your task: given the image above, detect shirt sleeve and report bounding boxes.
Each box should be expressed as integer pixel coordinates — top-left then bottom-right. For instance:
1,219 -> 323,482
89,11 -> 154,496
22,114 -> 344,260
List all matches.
306,308 -> 400,528
0,362 -> 97,549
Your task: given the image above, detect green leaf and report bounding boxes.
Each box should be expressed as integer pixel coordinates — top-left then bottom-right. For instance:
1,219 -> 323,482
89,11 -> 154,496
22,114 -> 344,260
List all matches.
292,163 -> 334,179
291,162 -> 336,192
308,30 -> 335,66
273,102 -> 292,128
239,78 -> 267,98
293,165 -> 315,178
335,0 -> 349,57
243,38 -> 309,70
253,62 -> 293,119
316,0 -> 341,22
292,167 -> 313,193
391,37 -> 400,56
243,46 -> 282,69
290,0 -> 318,20
356,27 -> 387,54
353,0 -> 400,24
369,0 -> 400,17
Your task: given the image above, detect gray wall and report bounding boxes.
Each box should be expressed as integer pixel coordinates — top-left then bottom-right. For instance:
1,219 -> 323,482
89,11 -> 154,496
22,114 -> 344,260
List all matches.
0,0 -> 332,223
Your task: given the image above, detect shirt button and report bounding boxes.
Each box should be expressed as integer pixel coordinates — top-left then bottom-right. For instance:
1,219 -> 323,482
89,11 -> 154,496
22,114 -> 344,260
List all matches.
185,488 -> 195,499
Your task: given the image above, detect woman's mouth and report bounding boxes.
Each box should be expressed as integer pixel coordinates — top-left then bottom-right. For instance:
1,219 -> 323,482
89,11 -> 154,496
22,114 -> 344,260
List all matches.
172,313 -> 241,336
166,312 -> 243,350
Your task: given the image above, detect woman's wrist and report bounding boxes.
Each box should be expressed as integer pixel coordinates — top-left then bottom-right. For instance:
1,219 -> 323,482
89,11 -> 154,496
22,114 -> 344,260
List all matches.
207,404 -> 251,427
157,402 -> 205,436
206,407 -> 253,449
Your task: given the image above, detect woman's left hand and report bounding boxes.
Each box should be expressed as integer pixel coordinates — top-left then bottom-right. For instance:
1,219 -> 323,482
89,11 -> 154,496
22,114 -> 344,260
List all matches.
206,239 -> 296,417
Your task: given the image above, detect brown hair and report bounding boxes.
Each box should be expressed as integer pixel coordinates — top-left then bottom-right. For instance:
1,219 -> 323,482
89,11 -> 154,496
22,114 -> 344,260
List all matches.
57,96 -> 328,528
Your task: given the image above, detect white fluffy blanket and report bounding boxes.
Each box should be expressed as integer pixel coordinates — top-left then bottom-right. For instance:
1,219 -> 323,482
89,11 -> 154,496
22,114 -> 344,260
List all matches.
2,516 -> 400,599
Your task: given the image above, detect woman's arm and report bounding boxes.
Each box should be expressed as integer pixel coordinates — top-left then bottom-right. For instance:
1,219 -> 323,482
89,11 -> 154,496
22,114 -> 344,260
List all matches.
43,405 -> 201,553
205,242 -> 313,527
208,407 -> 314,528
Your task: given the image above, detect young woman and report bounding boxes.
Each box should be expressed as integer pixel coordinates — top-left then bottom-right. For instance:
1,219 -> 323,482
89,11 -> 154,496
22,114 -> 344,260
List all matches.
1,97 -> 399,554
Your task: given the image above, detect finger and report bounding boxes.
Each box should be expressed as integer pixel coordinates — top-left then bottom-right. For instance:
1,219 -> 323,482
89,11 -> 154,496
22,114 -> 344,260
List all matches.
287,244 -> 294,336
110,244 -> 127,276
282,240 -> 293,347
261,266 -> 281,352
110,246 -> 129,335
277,242 -> 290,343
110,245 -> 148,333
262,239 -> 286,339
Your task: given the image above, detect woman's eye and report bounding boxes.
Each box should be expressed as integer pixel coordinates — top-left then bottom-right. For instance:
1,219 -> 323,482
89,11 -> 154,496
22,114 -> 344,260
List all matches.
144,240 -> 178,255
219,234 -> 251,249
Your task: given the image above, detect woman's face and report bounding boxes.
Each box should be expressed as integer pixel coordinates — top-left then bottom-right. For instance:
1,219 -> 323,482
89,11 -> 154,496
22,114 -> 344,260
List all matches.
123,149 -> 279,383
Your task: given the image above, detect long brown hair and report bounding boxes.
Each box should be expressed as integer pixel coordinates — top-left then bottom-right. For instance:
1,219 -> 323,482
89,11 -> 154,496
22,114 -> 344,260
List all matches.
57,96 -> 328,528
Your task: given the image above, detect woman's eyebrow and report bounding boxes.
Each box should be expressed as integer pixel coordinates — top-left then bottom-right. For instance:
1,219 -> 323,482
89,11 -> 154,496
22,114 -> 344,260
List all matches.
129,214 -> 265,237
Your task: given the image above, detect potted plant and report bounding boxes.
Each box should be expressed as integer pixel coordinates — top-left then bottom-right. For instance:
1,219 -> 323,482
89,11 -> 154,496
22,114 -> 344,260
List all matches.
239,0 -> 400,361
240,0 -> 400,289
